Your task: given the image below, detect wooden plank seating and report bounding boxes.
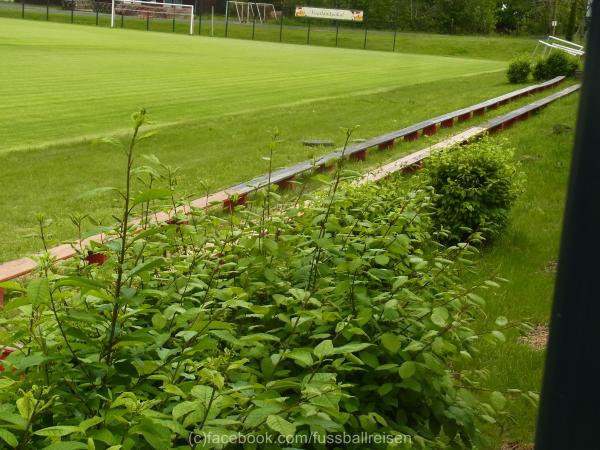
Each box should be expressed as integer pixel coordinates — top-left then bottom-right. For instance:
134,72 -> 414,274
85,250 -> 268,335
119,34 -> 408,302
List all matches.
0,79 -> 577,295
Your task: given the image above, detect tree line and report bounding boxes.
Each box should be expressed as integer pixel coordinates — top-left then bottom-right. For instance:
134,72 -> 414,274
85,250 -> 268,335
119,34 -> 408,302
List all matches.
198,0 -> 590,37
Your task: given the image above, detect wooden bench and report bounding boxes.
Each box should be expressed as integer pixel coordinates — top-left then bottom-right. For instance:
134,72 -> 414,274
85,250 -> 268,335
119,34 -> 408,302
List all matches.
0,77 -> 573,298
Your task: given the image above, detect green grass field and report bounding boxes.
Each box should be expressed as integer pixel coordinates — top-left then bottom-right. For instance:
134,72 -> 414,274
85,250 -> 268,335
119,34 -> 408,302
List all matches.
0,13 -> 582,448
0,17 -> 505,152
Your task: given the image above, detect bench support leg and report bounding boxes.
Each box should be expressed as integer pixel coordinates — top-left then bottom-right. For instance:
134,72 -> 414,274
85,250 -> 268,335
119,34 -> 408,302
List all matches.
276,176 -> 295,190
224,193 -> 248,212
350,149 -> 368,161
458,112 -> 472,122
474,108 -> 485,116
404,131 -> 419,142
423,124 -> 438,136
377,140 -> 394,150
0,287 -> 4,309
441,118 -> 454,128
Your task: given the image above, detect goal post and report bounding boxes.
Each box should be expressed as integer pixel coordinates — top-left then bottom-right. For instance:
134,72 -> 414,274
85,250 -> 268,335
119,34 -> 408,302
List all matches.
226,1 -> 277,24
111,0 -> 195,35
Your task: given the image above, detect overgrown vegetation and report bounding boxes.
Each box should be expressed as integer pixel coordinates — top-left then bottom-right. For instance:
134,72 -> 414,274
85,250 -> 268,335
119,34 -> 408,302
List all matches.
424,139 -> 525,243
507,58 -> 532,84
0,112 -> 526,449
532,52 -> 580,81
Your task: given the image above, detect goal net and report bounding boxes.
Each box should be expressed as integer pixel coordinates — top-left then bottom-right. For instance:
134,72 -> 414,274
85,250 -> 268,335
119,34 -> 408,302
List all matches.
226,1 -> 277,24
111,0 -> 194,34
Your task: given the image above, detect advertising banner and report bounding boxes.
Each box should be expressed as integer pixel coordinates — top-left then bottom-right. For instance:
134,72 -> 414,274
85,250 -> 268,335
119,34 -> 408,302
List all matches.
295,6 -> 364,22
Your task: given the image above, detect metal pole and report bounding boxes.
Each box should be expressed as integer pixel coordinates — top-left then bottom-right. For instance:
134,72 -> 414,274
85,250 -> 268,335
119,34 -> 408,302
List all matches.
211,5 -> 214,36
363,25 -> 367,49
335,21 -> 339,46
111,0 -> 115,28
198,0 -> 201,35
21,0 -> 24,19
189,4 -> 194,35
225,0 -> 229,37
279,7 -> 283,42
172,16 -> 175,32
252,9 -> 256,39
535,1 -> 600,448
121,13 -> 123,28
96,8 -> 99,26
70,5 -> 74,23
307,18 -> 311,45
46,0 -> 49,21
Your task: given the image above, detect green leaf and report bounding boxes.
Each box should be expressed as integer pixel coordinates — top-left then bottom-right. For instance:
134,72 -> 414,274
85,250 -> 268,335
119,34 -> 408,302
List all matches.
0,428 -> 17,447
374,254 -> 389,266
266,415 -> 296,436
490,391 -> 507,410
399,361 -> 417,379
332,342 -> 373,354
286,349 -> 314,367
431,307 -> 449,327
42,442 -> 88,450
381,333 -> 401,354
127,257 -> 165,279
0,281 -> 25,292
79,416 -> 103,432
27,278 -> 50,306
313,340 -> 334,360
132,189 -> 172,207
35,425 -> 81,437
0,378 -> 16,389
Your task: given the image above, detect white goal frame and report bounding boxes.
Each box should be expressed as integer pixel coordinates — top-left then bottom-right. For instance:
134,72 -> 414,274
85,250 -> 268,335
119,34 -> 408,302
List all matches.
111,0 -> 194,35
226,1 -> 276,24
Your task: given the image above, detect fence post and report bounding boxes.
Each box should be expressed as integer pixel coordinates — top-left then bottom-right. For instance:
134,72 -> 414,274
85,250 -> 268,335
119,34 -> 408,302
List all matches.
146,15 -> 149,31
307,18 -> 311,45
198,0 -> 202,35
96,9 -> 99,25
225,1 -> 229,37
279,9 -> 283,42
172,16 -> 175,32
121,13 -> 123,28
21,0 -> 24,19
335,21 -> 339,47
70,4 -> 74,24
46,0 -> 49,20
252,10 -> 256,39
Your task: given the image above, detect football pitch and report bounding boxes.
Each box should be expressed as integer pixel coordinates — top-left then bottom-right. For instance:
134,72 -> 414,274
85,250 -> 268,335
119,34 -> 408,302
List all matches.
0,18 -> 504,152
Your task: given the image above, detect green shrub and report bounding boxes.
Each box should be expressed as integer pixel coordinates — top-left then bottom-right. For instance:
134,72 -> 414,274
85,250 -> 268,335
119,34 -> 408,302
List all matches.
533,51 -> 581,81
424,139 -> 524,242
506,58 -> 531,83
0,114 -> 524,449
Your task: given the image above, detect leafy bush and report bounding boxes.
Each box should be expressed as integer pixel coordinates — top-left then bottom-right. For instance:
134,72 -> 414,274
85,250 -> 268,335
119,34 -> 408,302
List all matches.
0,113 -> 520,449
533,51 -> 580,81
506,58 -> 531,83
424,139 -> 524,242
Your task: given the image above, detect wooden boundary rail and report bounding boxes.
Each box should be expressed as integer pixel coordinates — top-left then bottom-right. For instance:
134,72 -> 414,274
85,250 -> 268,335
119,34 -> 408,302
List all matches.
0,78 -> 578,308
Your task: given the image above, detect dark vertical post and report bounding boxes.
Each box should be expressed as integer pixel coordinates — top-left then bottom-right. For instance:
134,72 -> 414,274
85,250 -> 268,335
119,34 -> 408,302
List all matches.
172,16 -> 175,32
198,0 -> 202,35
392,0 -> 399,52
279,7 -> 283,42
70,4 -> 74,23
252,10 -> 256,39
146,15 -> 149,30
96,9 -> 99,26
21,0 -> 24,19
335,21 -> 339,46
363,25 -> 367,49
307,18 -> 311,45
225,1 -> 229,37
535,2 -> 600,449
46,0 -> 49,21
121,13 -> 123,28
